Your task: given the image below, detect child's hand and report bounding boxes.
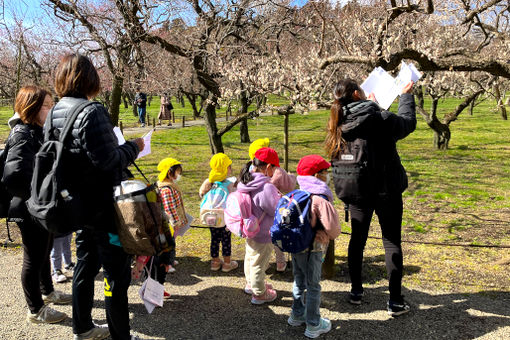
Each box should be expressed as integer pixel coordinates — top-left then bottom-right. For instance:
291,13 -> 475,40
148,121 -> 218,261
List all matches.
401,81 -> 414,94
368,93 -> 377,102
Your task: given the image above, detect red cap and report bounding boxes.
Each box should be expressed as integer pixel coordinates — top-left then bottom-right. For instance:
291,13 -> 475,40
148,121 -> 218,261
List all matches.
254,147 -> 280,167
297,155 -> 331,176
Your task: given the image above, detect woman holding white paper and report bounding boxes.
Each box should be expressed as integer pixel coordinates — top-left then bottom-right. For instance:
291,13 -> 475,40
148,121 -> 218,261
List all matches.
325,79 -> 416,317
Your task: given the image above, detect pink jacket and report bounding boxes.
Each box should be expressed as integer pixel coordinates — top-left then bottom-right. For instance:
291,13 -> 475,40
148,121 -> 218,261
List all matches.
271,167 -> 296,193
310,195 -> 341,246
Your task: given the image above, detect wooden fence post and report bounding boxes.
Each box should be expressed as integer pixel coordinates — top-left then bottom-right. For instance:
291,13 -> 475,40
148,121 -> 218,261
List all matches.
119,121 -> 123,134
152,118 -> 156,128
322,240 -> 336,279
182,116 -> 185,127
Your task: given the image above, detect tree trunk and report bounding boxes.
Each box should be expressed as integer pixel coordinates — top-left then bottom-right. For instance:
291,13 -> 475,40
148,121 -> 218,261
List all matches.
204,95 -> 224,154
433,126 -> 451,150
109,75 -> 123,126
239,90 -> 250,143
416,85 -> 425,109
493,81 -> 507,120
122,93 -> 129,108
184,93 -> 200,118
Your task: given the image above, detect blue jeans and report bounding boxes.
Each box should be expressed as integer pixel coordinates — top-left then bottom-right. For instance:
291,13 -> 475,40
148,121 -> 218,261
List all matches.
138,106 -> 146,124
51,233 -> 72,273
291,251 -> 323,327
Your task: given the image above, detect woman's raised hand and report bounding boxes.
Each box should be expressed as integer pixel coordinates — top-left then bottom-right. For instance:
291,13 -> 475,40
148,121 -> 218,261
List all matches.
401,81 -> 414,94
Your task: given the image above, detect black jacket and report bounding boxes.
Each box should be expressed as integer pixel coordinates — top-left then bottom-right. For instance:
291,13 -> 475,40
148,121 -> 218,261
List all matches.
2,117 -> 43,220
49,97 -> 139,231
336,93 -> 416,199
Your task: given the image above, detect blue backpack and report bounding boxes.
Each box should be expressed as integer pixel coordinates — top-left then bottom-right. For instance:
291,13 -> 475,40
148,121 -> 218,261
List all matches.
271,189 -> 324,253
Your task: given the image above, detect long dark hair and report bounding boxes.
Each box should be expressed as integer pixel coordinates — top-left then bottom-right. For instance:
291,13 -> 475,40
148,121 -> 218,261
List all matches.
325,79 -> 361,158
237,158 -> 269,185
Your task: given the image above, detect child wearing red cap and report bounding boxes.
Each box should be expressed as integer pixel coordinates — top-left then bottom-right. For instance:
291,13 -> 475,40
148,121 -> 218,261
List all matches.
248,139 -> 297,272
236,147 -> 282,304
287,155 -> 341,338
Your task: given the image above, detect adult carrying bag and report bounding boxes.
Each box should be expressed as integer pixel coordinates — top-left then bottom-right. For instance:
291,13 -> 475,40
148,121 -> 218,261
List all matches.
270,189 -> 326,253
26,100 -> 94,235
199,181 -> 229,228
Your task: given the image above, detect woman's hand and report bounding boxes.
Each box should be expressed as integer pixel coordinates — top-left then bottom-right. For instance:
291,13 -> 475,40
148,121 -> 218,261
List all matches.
368,92 -> 377,102
401,81 -> 414,94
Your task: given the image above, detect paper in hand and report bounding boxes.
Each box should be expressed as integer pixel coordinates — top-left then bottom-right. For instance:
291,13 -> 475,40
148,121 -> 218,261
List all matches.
136,129 -> 154,159
113,127 -> 126,145
360,62 -> 422,110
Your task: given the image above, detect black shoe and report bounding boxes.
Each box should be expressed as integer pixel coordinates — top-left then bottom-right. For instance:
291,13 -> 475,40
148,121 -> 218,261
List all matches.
349,291 -> 364,305
387,299 -> 411,317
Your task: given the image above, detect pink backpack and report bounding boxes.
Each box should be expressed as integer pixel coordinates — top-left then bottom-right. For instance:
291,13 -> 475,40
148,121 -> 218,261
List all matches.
224,191 -> 260,238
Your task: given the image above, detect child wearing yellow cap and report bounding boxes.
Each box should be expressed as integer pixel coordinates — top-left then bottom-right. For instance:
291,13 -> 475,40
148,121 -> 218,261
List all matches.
157,157 -> 189,277
248,138 -> 297,272
199,153 -> 238,272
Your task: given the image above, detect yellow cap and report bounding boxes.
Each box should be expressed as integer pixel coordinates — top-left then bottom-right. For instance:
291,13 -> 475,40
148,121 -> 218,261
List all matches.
208,153 -> 232,183
249,138 -> 270,160
157,158 -> 182,182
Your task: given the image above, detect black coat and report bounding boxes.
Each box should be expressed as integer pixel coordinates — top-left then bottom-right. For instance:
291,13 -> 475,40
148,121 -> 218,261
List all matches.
49,97 -> 139,231
334,93 -> 416,199
2,120 -> 43,220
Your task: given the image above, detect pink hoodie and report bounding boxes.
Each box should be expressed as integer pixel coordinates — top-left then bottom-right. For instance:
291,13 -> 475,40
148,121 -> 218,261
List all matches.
236,172 -> 281,244
271,167 -> 296,193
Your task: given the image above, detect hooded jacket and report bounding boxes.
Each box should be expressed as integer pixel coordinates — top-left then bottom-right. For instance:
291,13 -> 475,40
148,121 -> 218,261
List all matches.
49,97 -> 139,231
236,172 -> 281,244
2,114 -> 43,220
335,93 -> 416,200
296,176 -> 340,248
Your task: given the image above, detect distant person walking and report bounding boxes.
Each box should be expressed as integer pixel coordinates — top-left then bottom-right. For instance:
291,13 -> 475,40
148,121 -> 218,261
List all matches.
158,93 -> 173,126
51,53 -> 145,340
3,85 -> 71,324
326,79 -> 416,316
134,87 -> 147,127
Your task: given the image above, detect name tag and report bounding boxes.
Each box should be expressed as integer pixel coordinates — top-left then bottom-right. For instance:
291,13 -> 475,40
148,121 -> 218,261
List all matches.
341,154 -> 354,161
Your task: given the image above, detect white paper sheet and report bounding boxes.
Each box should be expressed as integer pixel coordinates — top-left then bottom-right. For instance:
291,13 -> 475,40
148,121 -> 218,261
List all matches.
113,127 -> 126,145
173,213 -> 194,238
360,62 -> 422,110
136,129 -> 154,159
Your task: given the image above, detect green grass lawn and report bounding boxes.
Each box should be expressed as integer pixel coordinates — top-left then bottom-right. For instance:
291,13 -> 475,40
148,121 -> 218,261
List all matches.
1,95 -> 508,292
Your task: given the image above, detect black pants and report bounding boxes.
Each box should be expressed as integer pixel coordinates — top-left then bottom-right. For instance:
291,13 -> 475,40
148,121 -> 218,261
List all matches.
72,229 -> 132,340
18,220 -> 55,314
348,195 -> 404,302
209,227 -> 231,258
149,250 -> 174,285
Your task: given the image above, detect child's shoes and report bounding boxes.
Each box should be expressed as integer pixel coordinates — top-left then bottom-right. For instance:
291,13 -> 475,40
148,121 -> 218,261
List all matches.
304,318 -> 331,338
244,282 -> 273,295
163,291 -> 171,300
221,260 -> 238,272
211,259 -> 223,271
251,288 -> 277,305
276,261 -> 287,272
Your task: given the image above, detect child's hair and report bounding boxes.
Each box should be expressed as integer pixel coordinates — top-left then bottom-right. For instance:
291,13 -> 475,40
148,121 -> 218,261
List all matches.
168,164 -> 182,178
238,158 -> 268,185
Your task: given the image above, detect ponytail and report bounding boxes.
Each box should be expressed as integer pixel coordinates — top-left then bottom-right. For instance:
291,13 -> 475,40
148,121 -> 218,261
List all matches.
237,158 -> 269,185
324,78 -> 362,158
238,161 -> 254,185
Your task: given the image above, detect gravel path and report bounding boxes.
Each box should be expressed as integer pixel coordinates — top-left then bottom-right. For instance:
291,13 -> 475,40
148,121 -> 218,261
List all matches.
1,248 -> 509,340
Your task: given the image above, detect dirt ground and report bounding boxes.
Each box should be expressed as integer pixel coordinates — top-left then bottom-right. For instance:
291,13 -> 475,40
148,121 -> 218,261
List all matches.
0,244 -> 509,340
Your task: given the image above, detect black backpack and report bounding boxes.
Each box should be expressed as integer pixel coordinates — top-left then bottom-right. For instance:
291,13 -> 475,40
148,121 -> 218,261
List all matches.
0,147 -> 12,218
26,99 -> 94,235
331,137 -> 377,204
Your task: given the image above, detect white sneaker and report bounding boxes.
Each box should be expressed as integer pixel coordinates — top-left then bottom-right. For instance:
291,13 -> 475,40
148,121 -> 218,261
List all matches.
74,327 -> 110,340
43,290 -> 72,305
27,304 -> 67,324
52,269 -> 67,283
304,318 -> 332,338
